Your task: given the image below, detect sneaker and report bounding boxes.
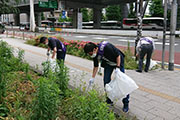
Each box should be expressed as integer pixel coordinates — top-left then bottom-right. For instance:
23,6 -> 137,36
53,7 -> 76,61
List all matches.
136,69 -> 142,73
106,98 -> 113,106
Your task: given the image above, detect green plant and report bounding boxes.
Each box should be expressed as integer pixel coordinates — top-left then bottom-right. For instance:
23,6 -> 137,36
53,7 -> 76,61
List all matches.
62,88 -> 115,120
124,41 -> 138,69
31,77 -> 60,120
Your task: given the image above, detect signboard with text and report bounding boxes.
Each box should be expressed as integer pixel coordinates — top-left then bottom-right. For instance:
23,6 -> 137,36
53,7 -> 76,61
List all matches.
39,0 -> 57,8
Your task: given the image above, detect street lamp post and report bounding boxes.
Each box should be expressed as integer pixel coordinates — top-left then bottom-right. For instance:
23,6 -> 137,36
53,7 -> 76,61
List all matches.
169,0 -> 177,71
162,0 -> 168,69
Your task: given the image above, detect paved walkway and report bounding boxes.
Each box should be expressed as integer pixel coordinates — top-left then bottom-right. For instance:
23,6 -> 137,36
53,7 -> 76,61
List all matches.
1,34 -> 180,120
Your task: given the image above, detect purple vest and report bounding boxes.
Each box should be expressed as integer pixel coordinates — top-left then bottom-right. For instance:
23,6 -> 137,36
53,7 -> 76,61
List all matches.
140,37 -> 153,44
97,41 -> 108,59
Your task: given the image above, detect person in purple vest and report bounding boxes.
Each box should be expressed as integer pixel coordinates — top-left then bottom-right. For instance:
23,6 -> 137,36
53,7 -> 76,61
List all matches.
84,41 -> 129,113
136,37 -> 155,73
40,36 -> 66,62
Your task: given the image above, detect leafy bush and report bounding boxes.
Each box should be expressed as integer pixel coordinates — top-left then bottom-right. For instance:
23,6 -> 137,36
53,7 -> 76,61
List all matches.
62,89 -> 115,120
31,77 -> 60,120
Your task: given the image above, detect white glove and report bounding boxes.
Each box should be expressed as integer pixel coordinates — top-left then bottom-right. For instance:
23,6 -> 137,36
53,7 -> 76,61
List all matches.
89,78 -> 95,85
115,68 -> 119,73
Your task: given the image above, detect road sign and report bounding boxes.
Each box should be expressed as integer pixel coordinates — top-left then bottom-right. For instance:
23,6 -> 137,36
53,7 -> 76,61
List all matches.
48,1 -> 57,8
39,1 -> 48,8
39,1 -> 57,8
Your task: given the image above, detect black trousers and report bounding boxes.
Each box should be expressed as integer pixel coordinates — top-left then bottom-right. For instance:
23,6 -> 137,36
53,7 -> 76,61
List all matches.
57,51 -> 66,61
138,44 -> 153,71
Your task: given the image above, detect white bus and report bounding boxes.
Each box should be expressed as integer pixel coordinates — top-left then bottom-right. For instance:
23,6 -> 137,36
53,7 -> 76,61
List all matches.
122,17 -> 167,30
82,21 -> 121,29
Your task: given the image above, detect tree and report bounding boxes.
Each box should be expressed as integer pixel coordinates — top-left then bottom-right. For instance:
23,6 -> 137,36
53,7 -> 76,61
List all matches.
149,0 -> 163,17
105,5 -> 121,21
80,8 -> 89,22
0,0 -> 19,14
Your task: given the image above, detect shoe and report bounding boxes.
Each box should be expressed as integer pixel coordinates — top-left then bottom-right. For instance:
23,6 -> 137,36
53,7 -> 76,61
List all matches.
136,69 -> 142,73
144,69 -> 148,72
106,98 -> 113,106
122,104 -> 129,113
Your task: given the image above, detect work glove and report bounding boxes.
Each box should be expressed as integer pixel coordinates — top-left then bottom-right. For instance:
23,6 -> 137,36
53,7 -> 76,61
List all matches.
115,68 -> 119,73
46,51 -> 50,56
89,78 -> 95,85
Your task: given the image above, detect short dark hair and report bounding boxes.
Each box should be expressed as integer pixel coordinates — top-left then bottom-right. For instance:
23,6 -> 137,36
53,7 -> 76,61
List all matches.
84,42 -> 97,53
40,37 -> 47,43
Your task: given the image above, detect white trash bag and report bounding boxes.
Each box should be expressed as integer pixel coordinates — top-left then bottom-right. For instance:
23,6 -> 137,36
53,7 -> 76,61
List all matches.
105,68 -> 139,102
144,59 -> 157,70
43,58 -> 59,73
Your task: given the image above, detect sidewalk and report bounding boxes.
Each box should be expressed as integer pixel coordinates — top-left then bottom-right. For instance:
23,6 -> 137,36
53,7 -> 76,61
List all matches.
1,35 -> 180,120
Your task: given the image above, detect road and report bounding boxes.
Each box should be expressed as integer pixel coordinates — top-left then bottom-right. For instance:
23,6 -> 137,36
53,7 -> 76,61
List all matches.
57,33 -> 180,52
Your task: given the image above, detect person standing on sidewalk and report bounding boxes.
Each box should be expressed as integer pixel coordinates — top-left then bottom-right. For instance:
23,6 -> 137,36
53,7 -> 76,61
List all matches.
40,36 -> 66,62
136,37 -> 155,73
84,41 -> 130,113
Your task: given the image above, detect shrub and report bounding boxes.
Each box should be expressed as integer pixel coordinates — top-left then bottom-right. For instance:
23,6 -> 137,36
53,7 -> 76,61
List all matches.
31,77 -> 60,120
62,89 -> 115,120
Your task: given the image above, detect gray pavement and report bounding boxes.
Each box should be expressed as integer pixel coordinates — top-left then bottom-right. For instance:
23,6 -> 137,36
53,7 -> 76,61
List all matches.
1,34 -> 180,120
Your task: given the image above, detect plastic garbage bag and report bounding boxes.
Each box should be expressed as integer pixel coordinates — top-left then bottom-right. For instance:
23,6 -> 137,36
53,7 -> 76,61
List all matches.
43,58 -> 59,73
105,68 -> 139,102
144,59 -> 157,70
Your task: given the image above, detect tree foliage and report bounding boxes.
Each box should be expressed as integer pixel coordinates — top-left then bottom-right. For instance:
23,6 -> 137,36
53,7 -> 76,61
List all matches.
0,0 -> 20,14
81,8 -> 89,22
105,5 -> 122,21
149,0 -> 163,17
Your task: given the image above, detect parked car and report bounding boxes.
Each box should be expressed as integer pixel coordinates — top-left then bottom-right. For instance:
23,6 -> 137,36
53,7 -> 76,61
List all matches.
0,23 -> 5,34
19,22 -> 30,31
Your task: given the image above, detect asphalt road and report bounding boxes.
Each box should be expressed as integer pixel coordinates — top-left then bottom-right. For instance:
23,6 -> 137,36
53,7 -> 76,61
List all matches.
57,33 -> 180,52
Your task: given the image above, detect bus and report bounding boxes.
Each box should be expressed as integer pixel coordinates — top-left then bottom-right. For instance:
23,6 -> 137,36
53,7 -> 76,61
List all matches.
82,21 -> 121,29
101,21 -> 121,29
122,17 -> 167,30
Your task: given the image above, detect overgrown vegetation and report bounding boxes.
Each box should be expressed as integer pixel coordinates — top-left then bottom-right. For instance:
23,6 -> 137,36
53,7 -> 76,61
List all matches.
0,40 -> 132,120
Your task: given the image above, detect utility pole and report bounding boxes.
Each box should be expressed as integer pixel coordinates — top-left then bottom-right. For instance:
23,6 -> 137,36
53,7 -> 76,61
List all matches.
169,0 -> 177,71
162,0 -> 168,69
135,0 -> 143,57
30,0 -> 35,32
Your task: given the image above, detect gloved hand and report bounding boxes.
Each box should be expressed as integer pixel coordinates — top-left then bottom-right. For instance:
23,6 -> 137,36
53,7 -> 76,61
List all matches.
89,78 -> 95,85
115,68 -> 119,73
46,51 -> 50,56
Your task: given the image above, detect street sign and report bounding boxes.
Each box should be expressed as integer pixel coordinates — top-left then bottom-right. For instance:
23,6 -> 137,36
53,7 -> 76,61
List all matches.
39,1 -> 49,8
48,1 -> 57,8
61,10 -> 66,19
39,1 -> 57,8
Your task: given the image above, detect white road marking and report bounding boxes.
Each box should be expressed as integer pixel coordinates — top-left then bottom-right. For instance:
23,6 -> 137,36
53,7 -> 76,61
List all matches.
93,37 -> 109,40
75,36 -> 88,38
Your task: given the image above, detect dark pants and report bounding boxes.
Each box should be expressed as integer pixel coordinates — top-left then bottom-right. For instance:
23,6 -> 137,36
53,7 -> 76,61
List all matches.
57,51 -> 66,62
104,64 -> 129,105
138,44 -> 153,72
